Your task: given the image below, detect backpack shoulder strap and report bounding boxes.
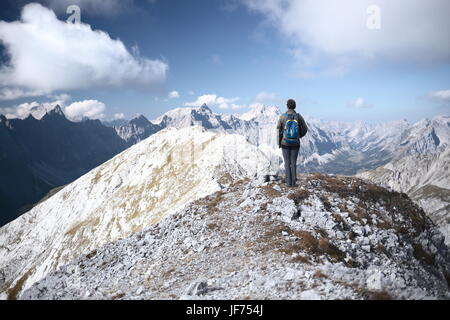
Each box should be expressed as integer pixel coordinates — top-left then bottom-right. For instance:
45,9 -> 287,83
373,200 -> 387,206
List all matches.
285,112 -> 295,119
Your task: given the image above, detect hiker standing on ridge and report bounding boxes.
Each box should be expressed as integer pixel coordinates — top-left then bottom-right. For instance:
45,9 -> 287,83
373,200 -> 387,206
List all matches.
277,99 -> 308,187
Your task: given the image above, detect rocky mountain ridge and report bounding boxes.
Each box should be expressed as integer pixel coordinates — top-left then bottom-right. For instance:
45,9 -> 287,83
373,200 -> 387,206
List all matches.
20,174 -> 450,300
0,126 -> 271,299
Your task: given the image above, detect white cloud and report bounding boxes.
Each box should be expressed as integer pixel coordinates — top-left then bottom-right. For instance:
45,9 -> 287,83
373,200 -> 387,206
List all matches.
64,99 -> 106,121
184,94 -> 241,110
184,94 -> 263,110
255,91 -> 278,102
348,97 -> 373,109
48,93 -> 72,103
243,0 -> 450,76
0,3 -> 168,100
113,112 -> 125,120
0,88 -> 46,101
168,91 -> 180,99
429,89 -> 450,102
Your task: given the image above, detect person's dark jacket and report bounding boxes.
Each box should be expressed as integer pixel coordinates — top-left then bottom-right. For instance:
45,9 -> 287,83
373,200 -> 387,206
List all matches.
276,109 -> 308,147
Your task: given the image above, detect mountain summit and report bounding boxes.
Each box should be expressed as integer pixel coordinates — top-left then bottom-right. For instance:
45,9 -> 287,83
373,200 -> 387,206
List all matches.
19,174 -> 450,300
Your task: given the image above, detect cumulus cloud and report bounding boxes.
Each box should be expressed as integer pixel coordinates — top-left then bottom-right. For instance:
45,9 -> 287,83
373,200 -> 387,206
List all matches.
0,3 -> 168,100
64,99 -> 106,121
242,0 -> 450,76
0,88 -> 46,101
168,91 -> 180,99
184,94 -> 242,110
184,94 -> 263,110
348,97 -> 373,109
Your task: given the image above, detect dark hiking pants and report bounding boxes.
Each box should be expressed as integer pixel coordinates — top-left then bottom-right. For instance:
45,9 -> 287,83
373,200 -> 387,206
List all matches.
282,146 -> 300,186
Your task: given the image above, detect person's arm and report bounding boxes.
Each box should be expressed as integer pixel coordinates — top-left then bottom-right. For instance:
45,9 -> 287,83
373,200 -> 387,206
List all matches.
299,115 -> 308,136
276,115 -> 283,147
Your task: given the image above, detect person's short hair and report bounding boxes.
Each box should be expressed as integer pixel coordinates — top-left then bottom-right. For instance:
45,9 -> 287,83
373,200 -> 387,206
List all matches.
287,99 -> 296,109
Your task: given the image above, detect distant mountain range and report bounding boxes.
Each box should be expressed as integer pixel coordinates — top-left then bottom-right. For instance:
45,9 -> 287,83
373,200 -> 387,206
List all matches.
1,103 -> 448,230
0,106 -> 127,225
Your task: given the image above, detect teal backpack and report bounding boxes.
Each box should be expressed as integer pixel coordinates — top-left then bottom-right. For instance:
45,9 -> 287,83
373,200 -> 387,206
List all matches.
283,112 -> 301,144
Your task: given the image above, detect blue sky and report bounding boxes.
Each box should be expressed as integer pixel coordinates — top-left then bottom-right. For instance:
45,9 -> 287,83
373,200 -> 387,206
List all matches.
0,0 -> 449,123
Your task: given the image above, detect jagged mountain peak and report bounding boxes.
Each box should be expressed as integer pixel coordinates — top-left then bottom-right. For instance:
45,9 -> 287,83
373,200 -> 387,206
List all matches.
0,114 -> 12,130
199,103 -> 212,113
129,114 -> 151,126
152,105 -> 229,130
0,114 -> 8,124
19,173 -> 450,300
29,104 -> 59,120
238,104 -> 280,122
0,125 -> 272,299
114,114 -> 162,145
41,104 -> 66,121
154,104 -> 214,122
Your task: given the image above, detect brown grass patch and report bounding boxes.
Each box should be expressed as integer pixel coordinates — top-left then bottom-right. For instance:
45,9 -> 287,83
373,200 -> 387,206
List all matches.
287,189 -> 311,205
207,191 -> 223,212
91,171 -> 102,184
369,291 -> 393,300
162,268 -> 176,279
111,292 -> 125,300
261,184 -> 281,198
290,230 -> 347,264
318,237 -> 330,251
320,196 -> 332,211
374,244 -> 391,258
333,213 -> 345,224
207,222 -> 220,230
290,255 -> 310,264
314,270 -> 328,279
6,268 -> 34,300
86,249 -> 97,259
